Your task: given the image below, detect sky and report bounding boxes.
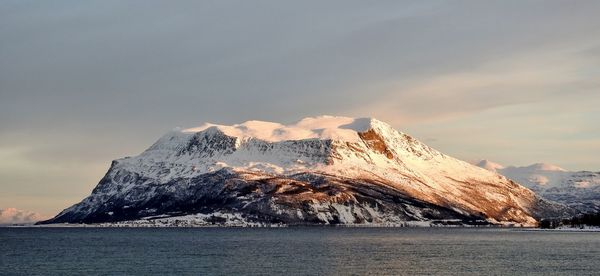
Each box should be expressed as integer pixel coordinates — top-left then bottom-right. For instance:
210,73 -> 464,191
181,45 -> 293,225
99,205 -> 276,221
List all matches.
1,0 -> 600,220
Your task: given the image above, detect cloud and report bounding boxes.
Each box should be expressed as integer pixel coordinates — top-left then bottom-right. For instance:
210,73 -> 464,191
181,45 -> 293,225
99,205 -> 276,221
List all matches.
355,42 -> 600,126
0,208 -> 48,224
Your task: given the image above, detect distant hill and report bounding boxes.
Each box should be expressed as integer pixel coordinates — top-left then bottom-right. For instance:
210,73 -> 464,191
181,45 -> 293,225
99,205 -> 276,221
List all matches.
476,160 -> 600,213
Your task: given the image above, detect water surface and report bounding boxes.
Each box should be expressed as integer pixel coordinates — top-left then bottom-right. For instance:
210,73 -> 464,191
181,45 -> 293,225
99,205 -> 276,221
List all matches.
1,227 -> 598,275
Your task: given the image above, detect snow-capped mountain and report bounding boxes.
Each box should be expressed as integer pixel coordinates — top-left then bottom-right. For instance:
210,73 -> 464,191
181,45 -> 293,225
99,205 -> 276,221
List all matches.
476,160 -> 600,213
476,160 -> 506,173
40,116 -> 571,226
0,208 -> 46,225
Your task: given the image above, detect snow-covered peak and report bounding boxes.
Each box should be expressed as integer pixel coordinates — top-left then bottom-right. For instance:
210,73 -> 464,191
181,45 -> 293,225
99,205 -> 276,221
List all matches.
524,163 -> 567,172
48,115 -> 574,226
476,160 -> 600,212
476,161 -> 567,174
125,115 -> 445,182
476,160 -> 505,172
182,116 -> 387,143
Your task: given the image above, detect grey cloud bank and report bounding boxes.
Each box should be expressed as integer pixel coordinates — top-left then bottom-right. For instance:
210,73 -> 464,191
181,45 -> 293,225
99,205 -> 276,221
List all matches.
1,0 -> 599,216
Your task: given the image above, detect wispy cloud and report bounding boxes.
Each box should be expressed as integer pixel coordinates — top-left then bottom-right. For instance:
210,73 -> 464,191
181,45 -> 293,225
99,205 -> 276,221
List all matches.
356,43 -> 600,126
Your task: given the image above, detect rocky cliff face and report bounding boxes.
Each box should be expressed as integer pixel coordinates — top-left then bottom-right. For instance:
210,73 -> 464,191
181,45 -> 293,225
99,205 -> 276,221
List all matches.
40,116 -> 572,226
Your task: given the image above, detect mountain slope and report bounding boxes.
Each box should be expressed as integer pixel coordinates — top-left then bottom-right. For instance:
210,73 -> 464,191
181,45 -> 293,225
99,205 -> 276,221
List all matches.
40,116 -> 571,226
476,160 -> 600,213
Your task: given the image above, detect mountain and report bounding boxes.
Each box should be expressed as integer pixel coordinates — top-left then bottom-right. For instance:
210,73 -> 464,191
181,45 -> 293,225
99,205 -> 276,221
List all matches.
476,160 -> 600,213
0,208 -> 46,225
40,116 -> 571,227
475,160 -> 505,173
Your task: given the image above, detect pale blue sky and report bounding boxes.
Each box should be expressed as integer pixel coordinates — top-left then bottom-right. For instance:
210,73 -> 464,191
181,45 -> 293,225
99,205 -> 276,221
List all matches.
1,0 -> 599,217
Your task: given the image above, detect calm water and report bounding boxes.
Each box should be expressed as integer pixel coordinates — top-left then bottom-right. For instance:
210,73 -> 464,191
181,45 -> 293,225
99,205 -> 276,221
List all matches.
1,227 -> 599,275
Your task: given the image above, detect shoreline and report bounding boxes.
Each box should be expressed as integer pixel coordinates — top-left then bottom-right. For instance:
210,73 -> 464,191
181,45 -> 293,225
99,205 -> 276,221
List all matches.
2,223 -> 538,229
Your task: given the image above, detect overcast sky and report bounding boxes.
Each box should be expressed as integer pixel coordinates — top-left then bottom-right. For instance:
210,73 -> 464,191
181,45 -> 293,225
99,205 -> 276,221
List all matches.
2,0 -> 600,219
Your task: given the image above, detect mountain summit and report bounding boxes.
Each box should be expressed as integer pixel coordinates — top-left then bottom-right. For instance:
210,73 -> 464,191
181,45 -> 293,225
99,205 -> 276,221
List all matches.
41,116 -> 570,226
476,160 -> 599,213
475,160 -> 506,173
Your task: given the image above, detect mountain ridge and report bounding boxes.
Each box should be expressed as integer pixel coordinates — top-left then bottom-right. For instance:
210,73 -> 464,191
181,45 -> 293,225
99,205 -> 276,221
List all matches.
476,160 -> 599,213
40,116 -> 572,226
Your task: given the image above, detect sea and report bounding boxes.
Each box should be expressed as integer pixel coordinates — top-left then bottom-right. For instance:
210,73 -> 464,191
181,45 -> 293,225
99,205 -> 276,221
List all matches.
1,227 -> 599,275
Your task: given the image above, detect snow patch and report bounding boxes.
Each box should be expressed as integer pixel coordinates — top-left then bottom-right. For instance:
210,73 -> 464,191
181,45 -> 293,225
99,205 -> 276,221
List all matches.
183,115 -> 378,143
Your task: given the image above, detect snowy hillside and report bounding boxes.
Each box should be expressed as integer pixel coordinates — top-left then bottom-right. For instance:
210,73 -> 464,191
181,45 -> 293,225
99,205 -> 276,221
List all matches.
476,160 -> 600,213
40,116 -> 571,226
